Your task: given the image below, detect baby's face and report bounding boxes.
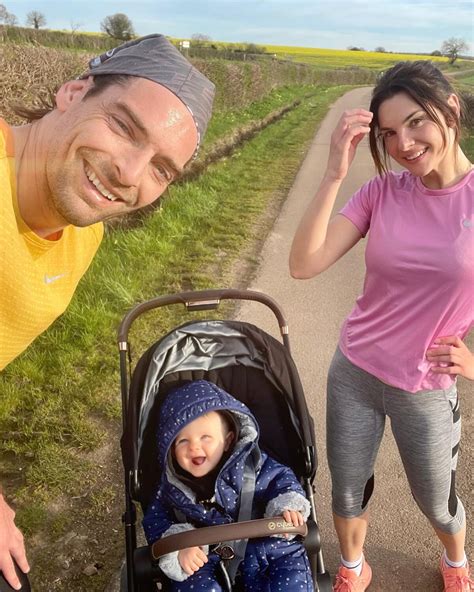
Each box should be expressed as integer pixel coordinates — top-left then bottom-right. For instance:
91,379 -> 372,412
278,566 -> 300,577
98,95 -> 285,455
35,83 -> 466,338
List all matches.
174,411 -> 234,478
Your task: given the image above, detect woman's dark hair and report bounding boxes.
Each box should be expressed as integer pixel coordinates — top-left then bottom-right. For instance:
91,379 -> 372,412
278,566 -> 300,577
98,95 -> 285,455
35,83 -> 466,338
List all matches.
369,61 -> 463,175
11,74 -> 133,122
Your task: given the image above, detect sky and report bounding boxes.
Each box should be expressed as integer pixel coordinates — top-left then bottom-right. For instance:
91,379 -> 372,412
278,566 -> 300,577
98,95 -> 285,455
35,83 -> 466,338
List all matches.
10,0 -> 474,55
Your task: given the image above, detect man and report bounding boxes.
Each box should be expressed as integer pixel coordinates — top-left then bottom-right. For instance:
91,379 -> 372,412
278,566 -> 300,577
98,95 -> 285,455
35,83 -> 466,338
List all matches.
0,34 -> 215,590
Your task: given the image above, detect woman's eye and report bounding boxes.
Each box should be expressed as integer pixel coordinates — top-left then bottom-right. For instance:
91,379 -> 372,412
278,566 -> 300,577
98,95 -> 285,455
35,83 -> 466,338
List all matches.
379,130 -> 394,139
410,118 -> 424,127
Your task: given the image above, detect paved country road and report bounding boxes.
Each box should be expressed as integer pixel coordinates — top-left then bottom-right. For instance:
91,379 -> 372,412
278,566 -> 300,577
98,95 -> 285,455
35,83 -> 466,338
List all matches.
236,87 -> 473,592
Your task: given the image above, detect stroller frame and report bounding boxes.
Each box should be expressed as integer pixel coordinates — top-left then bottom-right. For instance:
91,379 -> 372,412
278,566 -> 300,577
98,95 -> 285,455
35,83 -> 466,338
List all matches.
118,288 -> 331,591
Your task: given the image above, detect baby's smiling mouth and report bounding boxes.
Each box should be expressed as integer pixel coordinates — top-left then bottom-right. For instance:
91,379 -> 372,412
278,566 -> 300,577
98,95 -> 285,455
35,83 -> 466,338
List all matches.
191,457 -> 206,466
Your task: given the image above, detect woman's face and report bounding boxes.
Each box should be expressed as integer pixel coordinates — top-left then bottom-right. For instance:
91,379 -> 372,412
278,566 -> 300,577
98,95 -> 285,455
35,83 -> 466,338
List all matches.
377,91 -> 458,179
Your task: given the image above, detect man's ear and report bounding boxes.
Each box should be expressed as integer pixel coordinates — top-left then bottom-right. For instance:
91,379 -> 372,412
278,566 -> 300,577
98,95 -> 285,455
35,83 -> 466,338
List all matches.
55,77 -> 94,112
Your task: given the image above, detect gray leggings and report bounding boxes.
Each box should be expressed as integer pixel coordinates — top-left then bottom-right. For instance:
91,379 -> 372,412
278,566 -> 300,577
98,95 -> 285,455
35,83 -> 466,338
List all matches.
327,347 -> 465,535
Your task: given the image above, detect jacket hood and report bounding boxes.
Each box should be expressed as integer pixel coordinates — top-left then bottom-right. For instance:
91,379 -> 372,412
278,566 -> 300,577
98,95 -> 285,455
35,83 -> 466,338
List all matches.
157,380 -> 259,471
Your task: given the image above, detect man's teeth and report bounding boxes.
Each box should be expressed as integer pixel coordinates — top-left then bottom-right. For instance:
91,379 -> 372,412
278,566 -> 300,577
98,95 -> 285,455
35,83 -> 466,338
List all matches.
406,148 -> 427,161
85,167 -> 118,201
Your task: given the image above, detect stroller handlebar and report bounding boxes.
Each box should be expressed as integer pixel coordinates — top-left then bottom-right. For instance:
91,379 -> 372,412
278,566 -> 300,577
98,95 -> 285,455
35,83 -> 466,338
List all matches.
151,516 -> 307,560
117,288 -> 289,346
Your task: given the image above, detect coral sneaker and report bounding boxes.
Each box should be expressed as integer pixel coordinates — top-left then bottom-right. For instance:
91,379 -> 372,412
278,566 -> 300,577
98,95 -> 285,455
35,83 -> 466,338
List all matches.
440,557 -> 474,592
333,559 -> 372,591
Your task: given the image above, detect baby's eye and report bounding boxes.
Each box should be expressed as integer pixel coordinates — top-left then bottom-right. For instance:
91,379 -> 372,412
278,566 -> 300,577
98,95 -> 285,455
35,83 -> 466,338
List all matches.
176,438 -> 188,447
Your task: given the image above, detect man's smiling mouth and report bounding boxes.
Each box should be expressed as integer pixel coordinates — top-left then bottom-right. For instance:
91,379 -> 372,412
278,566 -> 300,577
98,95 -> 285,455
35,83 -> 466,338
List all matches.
85,164 -> 120,202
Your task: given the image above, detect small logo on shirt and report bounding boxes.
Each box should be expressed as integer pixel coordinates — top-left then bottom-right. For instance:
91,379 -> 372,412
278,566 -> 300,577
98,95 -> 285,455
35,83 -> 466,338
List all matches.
462,218 -> 472,228
44,273 -> 67,285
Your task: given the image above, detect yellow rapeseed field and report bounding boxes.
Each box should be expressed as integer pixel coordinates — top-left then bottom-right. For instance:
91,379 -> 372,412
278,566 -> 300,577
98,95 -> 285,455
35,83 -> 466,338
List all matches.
265,45 -> 447,70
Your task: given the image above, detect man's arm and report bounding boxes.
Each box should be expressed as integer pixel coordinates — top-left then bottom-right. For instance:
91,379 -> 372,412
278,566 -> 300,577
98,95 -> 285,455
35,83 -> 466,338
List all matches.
0,489 -> 30,590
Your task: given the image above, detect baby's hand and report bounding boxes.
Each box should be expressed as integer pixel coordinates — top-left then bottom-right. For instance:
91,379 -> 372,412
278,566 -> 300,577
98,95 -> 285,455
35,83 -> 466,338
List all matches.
282,510 -> 305,538
178,546 -> 208,576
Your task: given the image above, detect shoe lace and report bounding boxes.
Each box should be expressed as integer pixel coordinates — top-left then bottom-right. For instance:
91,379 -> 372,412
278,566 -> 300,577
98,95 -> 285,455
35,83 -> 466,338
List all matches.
443,569 -> 474,592
334,573 -> 358,592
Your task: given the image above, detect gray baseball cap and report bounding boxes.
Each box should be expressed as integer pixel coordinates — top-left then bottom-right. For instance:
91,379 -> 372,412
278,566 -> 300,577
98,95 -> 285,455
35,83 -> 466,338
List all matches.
81,34 -> 215,155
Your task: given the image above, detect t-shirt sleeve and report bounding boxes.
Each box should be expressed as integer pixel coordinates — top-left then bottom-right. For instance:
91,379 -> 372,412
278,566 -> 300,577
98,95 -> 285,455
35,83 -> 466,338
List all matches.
339,176 -> 381,237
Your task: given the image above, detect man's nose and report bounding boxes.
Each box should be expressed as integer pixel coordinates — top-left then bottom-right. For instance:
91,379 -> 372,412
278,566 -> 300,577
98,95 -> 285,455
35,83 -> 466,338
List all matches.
114,146 -> 151,187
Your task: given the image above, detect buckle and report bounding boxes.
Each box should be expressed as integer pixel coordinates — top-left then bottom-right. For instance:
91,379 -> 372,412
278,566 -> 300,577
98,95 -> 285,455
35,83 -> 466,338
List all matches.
214,544 -> 235,560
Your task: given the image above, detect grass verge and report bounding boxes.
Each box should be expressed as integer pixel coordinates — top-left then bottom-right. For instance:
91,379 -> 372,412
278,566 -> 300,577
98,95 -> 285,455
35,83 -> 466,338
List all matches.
0,83 -> 352,591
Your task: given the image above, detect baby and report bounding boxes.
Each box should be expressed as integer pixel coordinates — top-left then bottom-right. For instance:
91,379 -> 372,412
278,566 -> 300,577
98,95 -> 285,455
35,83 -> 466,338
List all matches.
143,379 -> 314,591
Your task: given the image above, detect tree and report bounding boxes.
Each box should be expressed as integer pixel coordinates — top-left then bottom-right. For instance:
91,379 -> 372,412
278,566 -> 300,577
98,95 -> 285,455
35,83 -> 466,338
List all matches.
70,20 -> 83,34
0,3 -> 17,25
4,11 -> 16,25
430,50 -> 442,56
25,10 -> 46,29
374,46 -> 386,53
441,37 -> 469,65
101,13 -> 135,41
191,33 -> 211,42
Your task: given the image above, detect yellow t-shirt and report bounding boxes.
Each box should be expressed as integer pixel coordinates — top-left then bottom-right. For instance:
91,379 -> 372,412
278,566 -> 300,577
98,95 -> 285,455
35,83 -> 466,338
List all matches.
0,119 -> 104,370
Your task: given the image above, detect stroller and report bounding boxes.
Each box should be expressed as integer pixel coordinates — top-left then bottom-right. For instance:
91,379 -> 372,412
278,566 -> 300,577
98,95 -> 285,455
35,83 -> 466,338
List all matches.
118,288 -> 331,591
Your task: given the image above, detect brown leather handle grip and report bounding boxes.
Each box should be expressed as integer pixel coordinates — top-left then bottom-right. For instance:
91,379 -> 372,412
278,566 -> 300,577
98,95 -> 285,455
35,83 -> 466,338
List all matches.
151,517 -> 307,560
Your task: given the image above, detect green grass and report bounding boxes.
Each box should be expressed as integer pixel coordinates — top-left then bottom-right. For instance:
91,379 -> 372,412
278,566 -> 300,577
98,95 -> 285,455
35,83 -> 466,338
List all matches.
461,133 -> 474,160
0,82 -> 351,591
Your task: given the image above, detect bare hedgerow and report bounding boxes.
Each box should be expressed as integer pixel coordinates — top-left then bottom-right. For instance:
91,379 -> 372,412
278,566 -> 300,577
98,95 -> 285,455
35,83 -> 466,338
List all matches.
1,44 -> 377,125
0,44 -> 92,123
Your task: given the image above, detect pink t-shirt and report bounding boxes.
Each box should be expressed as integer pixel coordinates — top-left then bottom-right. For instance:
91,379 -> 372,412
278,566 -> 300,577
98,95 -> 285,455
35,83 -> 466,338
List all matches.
339,169 -> 473,393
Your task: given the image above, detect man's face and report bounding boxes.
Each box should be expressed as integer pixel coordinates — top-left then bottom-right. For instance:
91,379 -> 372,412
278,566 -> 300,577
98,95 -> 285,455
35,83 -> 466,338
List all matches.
45,76 -> 198,227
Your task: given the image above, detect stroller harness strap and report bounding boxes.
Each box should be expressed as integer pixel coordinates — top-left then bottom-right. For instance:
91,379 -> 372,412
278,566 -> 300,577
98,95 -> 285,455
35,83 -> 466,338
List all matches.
222,445 -> 261,584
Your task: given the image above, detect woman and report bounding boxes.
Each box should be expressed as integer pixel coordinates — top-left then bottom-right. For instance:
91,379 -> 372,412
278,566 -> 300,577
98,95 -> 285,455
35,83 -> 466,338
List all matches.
289,61 -> 473,592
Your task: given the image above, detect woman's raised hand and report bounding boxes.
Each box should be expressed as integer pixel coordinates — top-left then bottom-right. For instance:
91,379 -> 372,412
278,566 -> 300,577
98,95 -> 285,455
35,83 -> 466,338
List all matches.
326,109 -> 373,181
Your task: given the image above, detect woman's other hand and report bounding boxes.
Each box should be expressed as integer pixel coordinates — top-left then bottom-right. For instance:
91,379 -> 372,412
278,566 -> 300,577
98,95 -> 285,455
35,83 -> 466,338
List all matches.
426,336 -> 474,380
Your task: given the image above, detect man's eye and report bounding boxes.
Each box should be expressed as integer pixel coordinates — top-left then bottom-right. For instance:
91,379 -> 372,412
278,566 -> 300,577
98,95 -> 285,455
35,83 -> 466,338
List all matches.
153,162 -> 172,181
112,116 -> 130,134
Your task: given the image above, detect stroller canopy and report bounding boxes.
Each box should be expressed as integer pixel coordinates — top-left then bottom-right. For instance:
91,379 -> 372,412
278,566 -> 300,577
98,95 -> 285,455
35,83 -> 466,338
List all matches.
122,319 -> 317,508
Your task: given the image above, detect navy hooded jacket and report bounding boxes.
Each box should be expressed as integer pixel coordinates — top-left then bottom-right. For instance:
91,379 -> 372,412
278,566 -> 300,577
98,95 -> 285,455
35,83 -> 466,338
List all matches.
142,380 -> 310,582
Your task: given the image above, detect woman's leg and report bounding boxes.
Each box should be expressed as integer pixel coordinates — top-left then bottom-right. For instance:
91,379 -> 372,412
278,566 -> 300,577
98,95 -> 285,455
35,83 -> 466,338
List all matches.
333,511 -> 370,562
327,348 -> 386,560
387,384 -> 466,560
